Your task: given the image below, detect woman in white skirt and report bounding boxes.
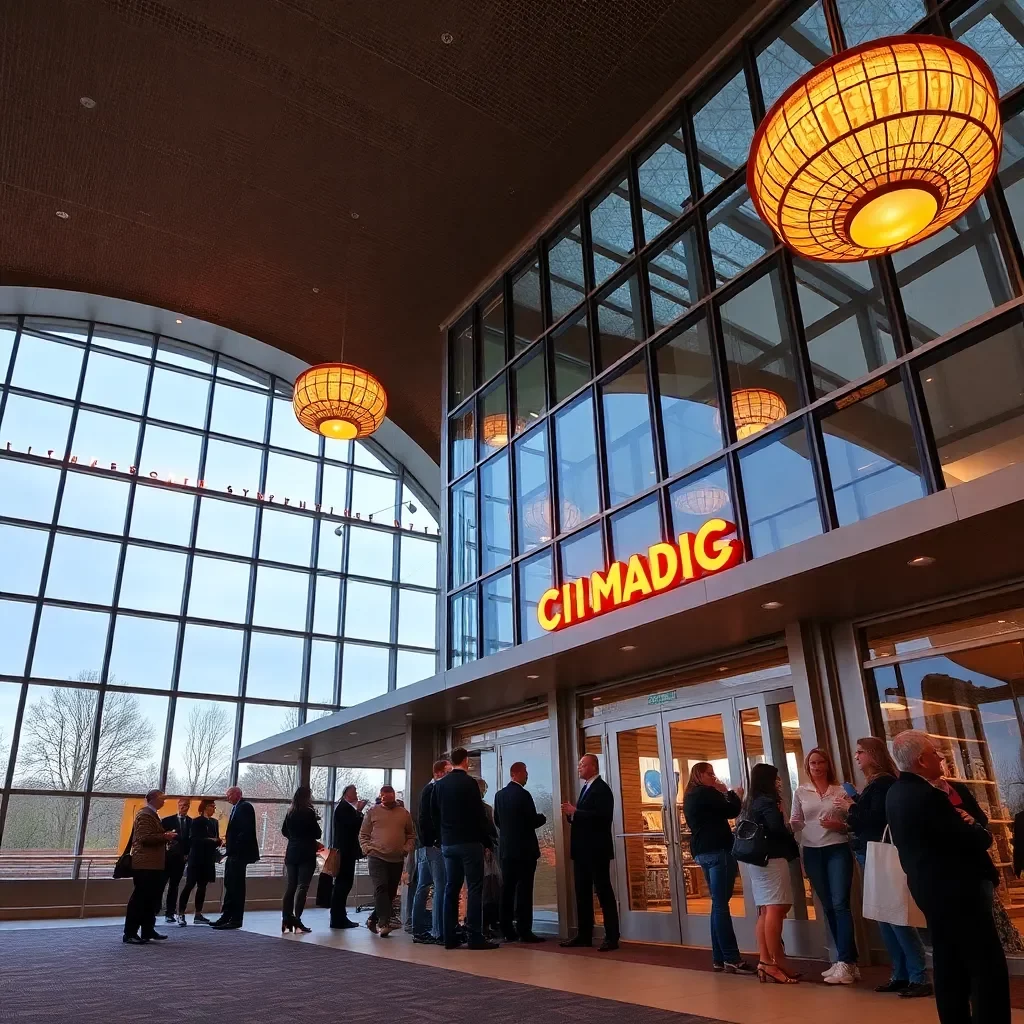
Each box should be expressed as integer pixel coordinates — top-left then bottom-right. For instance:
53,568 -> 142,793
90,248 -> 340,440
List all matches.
744,763 -> 801,984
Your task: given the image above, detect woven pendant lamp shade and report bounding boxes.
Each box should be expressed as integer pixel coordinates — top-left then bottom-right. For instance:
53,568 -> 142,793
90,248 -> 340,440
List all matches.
673,484 -> 730,517
731,388 -> 787,440
293,363 -> 388,439
748,36 -> 1001,261
481,413 -> 527,449
524,498 -> 582,540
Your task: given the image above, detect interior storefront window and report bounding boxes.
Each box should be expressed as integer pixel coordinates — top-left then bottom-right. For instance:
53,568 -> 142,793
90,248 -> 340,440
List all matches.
610,494 -> 662,561
637,122 -> 692,245
669,461 -> 734,538
555,395 -> 601,530
756,1 -> 831,111
548,218 -> 586,324
552,310 -> 592,403
836,0 -> 927,44
518,549 -> 553,644
597,274 -> 644,369
560,522 -> 605,583
514,425 -> 549,555
478,377 -> 508,459
648,224 -> 703,330
480,450 -> 511,574
601,358 -> 657,505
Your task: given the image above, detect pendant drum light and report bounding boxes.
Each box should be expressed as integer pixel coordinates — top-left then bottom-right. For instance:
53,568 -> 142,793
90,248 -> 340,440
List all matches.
293,363 -> 387,439
731,388 -> 787,439
524,498 -> 582,540
673,484 -> 730,517
748,36 -> 1001,261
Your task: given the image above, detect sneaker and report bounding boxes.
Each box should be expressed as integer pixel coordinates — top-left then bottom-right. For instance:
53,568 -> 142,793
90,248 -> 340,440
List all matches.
821,962 -> 838,978
712,961 -> 725,972
177,914 -> 187,927
724,960 -> 757,975
164,915 -> 176,924
413,933 -> 436,944
877,979 -> 908,993
899,982 -> 934,999
824,962 -> 855,985
193,914 -> 212,925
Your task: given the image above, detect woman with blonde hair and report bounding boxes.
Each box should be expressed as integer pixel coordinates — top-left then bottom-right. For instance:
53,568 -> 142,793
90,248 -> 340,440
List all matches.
847,737 -> 931,998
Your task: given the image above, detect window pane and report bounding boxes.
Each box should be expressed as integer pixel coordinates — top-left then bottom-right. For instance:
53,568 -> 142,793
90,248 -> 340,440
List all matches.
119,546 -> 187,614
552,310 -> 591,403
515,425 -> 549,555
1,794 -> 82,866
597,274 -> 644,369
555,395 -> 601,531
270,394 -> 320,455
837,0 -> 926,45
354,441 -> 388,473
32,606 -> 109,680
0,523 -> 47,596
602,359 -> 656,505
246,632 -> 304,700
109,615 -> 178,690
590,175 -> 634,287
708,182 -> 771,286
0,600 -> 34,675
449,317 -> 474,411
756,1 -> 832,111
12,333 -> 83,398
999,108 -> 1024,245
241,701 -> 299,750
611,494 -> 662,560
147,367 -> 210,428
512,258 -> 543,349
721,267 -> 801,438
321,462 -> 350,513
156,339 -> 210,373
923,324 -> 1024,487
72,410 -> 140,470
693,68 -> 754,194
656,316 -> 722,475
478,378 -> 509,462
481,571 -> 513,656
638,124 -> 692,244
313,574 -> 339,635
202,438 -> 262,493
0,320 -> 17,381
45,534 -> 119,605
0,458 -> 61,523
450,475 -> 477,587
518,549 -> 553,644
253,566 -> 309,630
953,1 -> 1024,95
512,346 -> 546,429
893,200 -> 1012,344
399,589 -> 436,648
167,698 -> 234,794
209,382 -> 268,441
397,649 -> 436,688
265,452 -> 317,505
217,357 -> 268,388
823,382 -> 925,527
648,225 -> 703,331
402,482 -> 438,532
139,424 -> 201,480
94,326 -> 153,359
91,691 -> 169,792
670,461 -> 735,536
80,350 -> 148,415
740,424 -> 822,557
450,406 -> 475,482
259,509 -> 313,566
179,624 -> 243,696
129,484 -> 195,546
188,556 -> 251,623
450,589 -> 477,667
341,643 -> 389,705
480,450 -> 511,574
400,535 -> 437,588
308,639 -> 339,704
794,257 -> 896,397
351,469 -> 396,521
347,525 -> 395,580
1,395 -> 72,454
58,471 -> 130,534
343,581 -> 391,642
548,219 -> 586,323
0,681 -> 20,780
481,289 -> 506,384
560,523 -> 605,581
196,497 -> 256,558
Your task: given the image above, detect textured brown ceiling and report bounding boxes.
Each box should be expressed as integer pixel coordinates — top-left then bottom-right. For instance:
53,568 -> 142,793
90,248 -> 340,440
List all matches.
0,0 -> 756,459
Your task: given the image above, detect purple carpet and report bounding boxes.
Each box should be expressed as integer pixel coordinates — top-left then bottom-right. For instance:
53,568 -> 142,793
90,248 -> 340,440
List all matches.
0,924 -> 726,1023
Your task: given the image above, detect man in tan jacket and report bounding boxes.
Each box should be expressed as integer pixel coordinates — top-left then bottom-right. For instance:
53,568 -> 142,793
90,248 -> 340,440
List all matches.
123,789 -> 177,944
359,785 -> 415,937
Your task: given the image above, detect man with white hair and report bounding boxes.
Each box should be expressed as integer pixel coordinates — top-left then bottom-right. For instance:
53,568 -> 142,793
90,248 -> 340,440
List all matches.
212,785 -> 260,929
885,730 -> 1009,1024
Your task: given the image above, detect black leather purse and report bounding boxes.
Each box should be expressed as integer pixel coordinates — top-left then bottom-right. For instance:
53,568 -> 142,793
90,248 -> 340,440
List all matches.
113,830 -> 134,878
731,817 -> 769,866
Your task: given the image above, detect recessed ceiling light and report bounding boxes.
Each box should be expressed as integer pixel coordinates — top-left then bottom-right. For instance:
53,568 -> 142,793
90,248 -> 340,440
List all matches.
80,96 -> 96,109
405,712 -> 414,717
55,210 -> 69,219
761,600 -> 784,610
527,673 -> 539,680
441,31 -> 454,44
175,318 -> 183,324
907,555 -> 935,567
718,666 -> 728,673
350,211 -> 359,220
925,377 -> 934,383
593,697 -> 602,703
312,287 -> 320,294
457,695 -> 471,701
620,644 -> 636,652
348,730 -> 358,735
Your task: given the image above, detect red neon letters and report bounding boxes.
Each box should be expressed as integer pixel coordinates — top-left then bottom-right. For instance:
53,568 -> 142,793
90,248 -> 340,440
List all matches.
537,518 -> 743,632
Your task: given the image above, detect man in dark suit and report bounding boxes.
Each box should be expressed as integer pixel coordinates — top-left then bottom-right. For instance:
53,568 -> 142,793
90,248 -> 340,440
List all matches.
430,746 -> 497,950
330,783 -> 367,928
560,752 -> 619,951
160,797 -> 192,923
887,730 -> 1009,1024
494,761 -> 546,943
412,759 -> 451,943
212,786 -> 260,929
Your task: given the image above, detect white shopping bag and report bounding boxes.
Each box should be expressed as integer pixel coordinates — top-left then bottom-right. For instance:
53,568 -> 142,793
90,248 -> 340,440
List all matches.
862,827 -> 927,928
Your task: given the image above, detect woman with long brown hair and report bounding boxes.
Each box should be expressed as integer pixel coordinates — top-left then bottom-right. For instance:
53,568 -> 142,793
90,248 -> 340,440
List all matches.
681,762 -> 753,974
847,736 -> 931,998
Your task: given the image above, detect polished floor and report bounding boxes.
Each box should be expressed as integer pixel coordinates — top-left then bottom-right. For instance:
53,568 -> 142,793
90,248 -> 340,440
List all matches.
3,909 -> 1019,1024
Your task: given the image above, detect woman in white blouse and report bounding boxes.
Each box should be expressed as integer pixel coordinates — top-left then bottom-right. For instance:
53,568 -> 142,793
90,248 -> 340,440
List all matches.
790,748 -> 858,985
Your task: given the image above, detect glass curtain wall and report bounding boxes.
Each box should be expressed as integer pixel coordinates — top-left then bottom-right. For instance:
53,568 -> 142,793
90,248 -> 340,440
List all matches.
445,0 -> 1024,668
0,315 -> 439,870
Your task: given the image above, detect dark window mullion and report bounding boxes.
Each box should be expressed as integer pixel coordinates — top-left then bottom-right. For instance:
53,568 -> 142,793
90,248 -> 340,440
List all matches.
900,360 -> 945,494
985,176 -> 1024,299
821,0 -> 847,54
806,411 -> 839,533
0,314 -> 24,427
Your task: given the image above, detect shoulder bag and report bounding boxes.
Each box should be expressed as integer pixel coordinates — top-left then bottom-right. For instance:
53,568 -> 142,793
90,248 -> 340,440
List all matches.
113,829 -> 134,879
731,816 -> 769,867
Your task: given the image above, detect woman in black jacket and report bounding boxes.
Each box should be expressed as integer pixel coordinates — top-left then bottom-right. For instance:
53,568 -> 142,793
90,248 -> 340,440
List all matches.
281,786 -> 322,933
177,798 -> 220,925
682,762 -> 752,973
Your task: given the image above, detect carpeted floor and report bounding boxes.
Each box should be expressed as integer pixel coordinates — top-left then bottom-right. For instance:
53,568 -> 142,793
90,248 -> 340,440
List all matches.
0,925 -> 727,1024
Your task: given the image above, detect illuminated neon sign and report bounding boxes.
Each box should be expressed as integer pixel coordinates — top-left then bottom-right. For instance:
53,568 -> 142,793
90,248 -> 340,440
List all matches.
537,518 -> 743,632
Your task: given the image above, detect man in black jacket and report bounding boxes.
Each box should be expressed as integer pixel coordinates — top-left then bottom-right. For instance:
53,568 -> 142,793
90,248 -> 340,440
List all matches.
494,761 -> 546,943
560,752 -> 619,951
212,786 -> 260,929
160,798 -> 192,924
330,783 -> 368,928
887,730 -> 1009,1024
430,747 -> 497,950
412,759 -> 450,943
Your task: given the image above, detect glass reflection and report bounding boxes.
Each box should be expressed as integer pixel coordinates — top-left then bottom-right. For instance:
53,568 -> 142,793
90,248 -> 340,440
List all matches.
450,474 -> 477,588
611,495 -> 662,561
480,569 -> 512,656
552,310 -> 591,403
479,378 -> 509,459
513,347 -> 546,428
515,425 -> 549,554
481,289 -> 506,384
708,183 -> 771,286
590,176 -> 634,286
555,395 -> 601,529
693,69 -> 754,194
756,1 -> 831,110
450,406 -> 475,482
597,274 -> 644,369
638,123 -> 692,244
518,549 -> 553,643
450,588 -> 478,667
670,462 -> 734,536
450,316 -> 475,410
560,523 -> 605,582
601,359 -> 657,505
480,451 -> 511,574
648,225 -> 703,330
512,258 -> 543,349
548,219 -> 586,322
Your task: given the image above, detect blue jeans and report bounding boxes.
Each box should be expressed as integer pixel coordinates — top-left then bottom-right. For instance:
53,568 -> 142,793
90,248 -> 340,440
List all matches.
802,843 -> 857,963
694,849 -> 741,965
854,850 -> 927,983
413,846 -> 446,938
442,842 -> 484,945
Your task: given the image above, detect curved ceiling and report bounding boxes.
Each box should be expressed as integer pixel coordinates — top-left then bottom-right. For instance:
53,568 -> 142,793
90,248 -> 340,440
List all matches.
0,0 -> 755,458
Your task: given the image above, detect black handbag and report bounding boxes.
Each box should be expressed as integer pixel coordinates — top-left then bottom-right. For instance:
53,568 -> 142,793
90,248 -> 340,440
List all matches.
113,829 -> 134,879
315,870 -> 334,908
732,817 -> 769,867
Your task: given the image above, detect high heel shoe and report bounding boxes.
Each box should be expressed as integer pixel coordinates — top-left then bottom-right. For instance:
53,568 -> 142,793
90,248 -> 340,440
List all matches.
282,919 -> 294,933
757,962 -> 799,984
292,918 -> 312,934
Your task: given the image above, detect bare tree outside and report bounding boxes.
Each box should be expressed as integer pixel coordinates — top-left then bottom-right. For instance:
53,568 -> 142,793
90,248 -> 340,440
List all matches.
166,702 -> 232,796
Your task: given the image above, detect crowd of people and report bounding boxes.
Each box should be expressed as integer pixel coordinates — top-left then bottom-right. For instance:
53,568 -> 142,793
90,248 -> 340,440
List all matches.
119,731 -> 1016,1023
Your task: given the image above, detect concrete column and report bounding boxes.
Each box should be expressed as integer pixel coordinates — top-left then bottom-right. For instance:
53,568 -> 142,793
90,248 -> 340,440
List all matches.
547,687 -> 578,938
297,752 -> 312,790
404,720 -> 438,818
